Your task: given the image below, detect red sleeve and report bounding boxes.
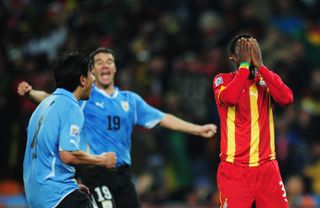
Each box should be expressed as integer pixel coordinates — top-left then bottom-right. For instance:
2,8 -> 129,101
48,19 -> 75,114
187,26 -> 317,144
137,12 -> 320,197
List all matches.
258,65 -> 294,106
213,68 -> 250,106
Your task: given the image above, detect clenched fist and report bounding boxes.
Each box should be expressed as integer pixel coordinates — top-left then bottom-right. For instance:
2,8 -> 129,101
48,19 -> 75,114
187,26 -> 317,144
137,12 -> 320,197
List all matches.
100,152 -> 117,168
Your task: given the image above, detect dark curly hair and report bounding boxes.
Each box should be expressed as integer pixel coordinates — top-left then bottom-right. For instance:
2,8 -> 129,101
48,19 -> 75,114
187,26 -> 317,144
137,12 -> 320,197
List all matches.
53,52 -> 89,92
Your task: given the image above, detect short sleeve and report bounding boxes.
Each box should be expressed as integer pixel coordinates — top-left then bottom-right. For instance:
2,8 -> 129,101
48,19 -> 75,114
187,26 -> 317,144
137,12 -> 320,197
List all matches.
132,93 -> 165,128
59,105 -> 84,152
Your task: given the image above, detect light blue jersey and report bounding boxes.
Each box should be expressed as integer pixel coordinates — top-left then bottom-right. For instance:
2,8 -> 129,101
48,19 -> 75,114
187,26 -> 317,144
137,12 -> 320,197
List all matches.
80,85 -> 164,167
23,88 -> 83,208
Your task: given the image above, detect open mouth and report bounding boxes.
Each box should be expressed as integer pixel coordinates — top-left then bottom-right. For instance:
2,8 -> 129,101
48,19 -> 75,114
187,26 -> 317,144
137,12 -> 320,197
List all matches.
101,71 -> 111,79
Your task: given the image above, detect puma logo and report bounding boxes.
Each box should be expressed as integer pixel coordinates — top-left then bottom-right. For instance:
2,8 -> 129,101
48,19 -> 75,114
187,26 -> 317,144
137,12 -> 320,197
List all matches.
95,102 -> 104,109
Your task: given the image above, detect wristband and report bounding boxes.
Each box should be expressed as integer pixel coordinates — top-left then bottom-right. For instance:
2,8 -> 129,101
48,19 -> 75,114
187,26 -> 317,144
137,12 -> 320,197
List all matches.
239,62 -> 250,70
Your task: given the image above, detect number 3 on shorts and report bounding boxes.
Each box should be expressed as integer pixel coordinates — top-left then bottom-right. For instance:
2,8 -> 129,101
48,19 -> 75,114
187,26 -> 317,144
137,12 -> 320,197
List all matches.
279,181 -> 288,202
94,186 -> 113,208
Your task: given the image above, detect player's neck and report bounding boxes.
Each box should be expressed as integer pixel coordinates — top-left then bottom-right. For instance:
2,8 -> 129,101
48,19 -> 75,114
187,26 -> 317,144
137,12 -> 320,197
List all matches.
104,86 -> 115,95
72,88 -> 82,101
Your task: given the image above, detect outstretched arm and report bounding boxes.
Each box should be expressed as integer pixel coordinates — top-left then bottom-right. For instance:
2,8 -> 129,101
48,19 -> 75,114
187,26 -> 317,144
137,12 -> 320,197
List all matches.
17,81 -> 49,104
159,114 -> 217,138
60,150 -> 117,168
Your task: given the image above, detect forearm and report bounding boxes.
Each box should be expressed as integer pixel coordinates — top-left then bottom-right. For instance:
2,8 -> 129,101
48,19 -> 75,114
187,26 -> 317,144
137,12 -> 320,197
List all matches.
27,89 -> 50,104
60,151 -> 103,167
258,66 -> 293,105
219,68 -> 250,105
159,114 -> 201,136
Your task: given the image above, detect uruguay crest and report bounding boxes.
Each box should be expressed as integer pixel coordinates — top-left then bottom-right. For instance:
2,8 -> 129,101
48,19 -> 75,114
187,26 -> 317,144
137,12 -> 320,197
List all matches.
121,101 -> 129,112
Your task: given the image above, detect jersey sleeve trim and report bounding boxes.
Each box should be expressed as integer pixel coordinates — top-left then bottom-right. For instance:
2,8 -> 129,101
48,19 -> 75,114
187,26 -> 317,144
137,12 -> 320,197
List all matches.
145,118 -> 163,129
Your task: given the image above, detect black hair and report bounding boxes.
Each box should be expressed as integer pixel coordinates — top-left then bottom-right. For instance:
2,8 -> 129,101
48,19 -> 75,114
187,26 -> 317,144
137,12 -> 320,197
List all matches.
229,33 -> 255,54
89,47 -> 115,68
53,52 -> 89,92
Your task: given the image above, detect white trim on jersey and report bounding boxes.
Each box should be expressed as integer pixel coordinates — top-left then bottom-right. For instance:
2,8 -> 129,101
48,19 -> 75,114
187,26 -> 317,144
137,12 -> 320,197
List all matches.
94,86 -> 119,99
145,119 -> 162,129
80,100 -> 87,110
44,152 -> 56,179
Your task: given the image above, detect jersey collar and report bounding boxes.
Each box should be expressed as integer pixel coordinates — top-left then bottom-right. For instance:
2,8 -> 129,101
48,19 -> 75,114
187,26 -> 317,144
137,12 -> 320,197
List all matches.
94,85 -> 119,99
53,88 -> 78,103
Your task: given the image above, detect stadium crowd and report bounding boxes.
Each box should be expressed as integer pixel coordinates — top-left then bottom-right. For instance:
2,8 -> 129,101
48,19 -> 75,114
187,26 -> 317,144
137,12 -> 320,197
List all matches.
0,0 -> 320,207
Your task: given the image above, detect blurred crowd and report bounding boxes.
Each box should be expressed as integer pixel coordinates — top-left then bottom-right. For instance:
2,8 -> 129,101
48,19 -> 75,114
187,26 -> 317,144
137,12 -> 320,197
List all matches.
0,0 -> 320,207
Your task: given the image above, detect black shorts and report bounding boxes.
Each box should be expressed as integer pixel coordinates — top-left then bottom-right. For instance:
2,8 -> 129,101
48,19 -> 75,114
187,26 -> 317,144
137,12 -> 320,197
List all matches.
56,189 -> 94,208
79,166 -> 140,208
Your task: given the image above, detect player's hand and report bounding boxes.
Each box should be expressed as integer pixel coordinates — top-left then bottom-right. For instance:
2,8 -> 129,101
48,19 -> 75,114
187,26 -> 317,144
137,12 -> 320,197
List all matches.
101,152 -> 117,168
78,184 -> 90,194
199,124 -> 217,138
237,38 -> 252,64
249,38 -> 263,68
17,81 -> 32,96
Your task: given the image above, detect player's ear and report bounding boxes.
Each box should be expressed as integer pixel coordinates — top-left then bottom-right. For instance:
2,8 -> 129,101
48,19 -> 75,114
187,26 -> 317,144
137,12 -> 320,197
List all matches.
79,75 -> 86,87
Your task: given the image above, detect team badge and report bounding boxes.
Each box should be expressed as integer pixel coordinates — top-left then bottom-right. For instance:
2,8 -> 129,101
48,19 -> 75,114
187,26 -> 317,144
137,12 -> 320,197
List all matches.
121,101 -> 129,112
215,76 -> 223,87
70,125 -> 80,137
259,79 -> 266,86
257,73 -> 266,86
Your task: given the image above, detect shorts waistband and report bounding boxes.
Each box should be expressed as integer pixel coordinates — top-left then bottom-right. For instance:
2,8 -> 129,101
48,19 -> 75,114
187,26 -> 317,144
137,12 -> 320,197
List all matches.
107,164 -> 130,172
